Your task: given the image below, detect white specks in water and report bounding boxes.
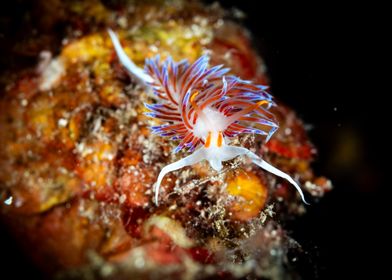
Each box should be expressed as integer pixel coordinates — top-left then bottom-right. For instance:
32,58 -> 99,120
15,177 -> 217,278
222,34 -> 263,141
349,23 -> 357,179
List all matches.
232,8 -> 246,19
284,127 -> 292,136
303,123 -> 314,131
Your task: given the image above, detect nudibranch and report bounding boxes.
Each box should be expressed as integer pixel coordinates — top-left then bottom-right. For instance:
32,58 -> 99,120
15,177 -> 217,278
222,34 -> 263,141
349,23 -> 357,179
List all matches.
108,29 -> 309,205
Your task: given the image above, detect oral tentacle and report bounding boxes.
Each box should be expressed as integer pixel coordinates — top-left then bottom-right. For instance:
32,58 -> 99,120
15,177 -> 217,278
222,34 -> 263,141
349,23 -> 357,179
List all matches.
220,146 -> 309,204
108,29 -> 154,84
251,153 -> 308,204
154,148 -> 205,205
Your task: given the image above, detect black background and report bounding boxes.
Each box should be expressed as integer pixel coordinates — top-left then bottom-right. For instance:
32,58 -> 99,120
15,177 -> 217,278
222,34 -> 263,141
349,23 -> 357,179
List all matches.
218,1 -> 386,279
0,1 -> 386,279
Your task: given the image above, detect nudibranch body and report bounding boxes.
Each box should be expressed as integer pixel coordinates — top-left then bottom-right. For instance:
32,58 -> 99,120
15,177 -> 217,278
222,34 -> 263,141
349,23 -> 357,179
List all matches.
108,29 -> 308,205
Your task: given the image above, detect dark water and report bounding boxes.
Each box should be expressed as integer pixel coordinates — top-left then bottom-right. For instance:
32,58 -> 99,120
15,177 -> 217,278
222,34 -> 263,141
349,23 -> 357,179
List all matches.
219,1 -> 386,279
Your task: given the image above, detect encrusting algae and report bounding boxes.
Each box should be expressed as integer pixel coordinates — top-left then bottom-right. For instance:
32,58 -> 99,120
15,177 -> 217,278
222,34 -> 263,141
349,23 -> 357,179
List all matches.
0,0 -> 332,279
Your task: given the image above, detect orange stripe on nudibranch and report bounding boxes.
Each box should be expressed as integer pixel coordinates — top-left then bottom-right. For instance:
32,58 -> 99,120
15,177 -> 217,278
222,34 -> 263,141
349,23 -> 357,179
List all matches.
190,91 -> 199,110
205,131 -> 212,148
240,100 -> 270,116
257,100 -> 269,107
217,131 -> 223,147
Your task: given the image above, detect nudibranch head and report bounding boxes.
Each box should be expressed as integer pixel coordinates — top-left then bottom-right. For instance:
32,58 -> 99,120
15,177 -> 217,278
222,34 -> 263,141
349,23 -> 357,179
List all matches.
108,29 -> 308,206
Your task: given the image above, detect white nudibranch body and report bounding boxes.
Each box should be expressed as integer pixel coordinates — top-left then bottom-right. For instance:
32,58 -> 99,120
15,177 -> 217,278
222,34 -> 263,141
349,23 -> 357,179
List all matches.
108,29 -> 309,206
